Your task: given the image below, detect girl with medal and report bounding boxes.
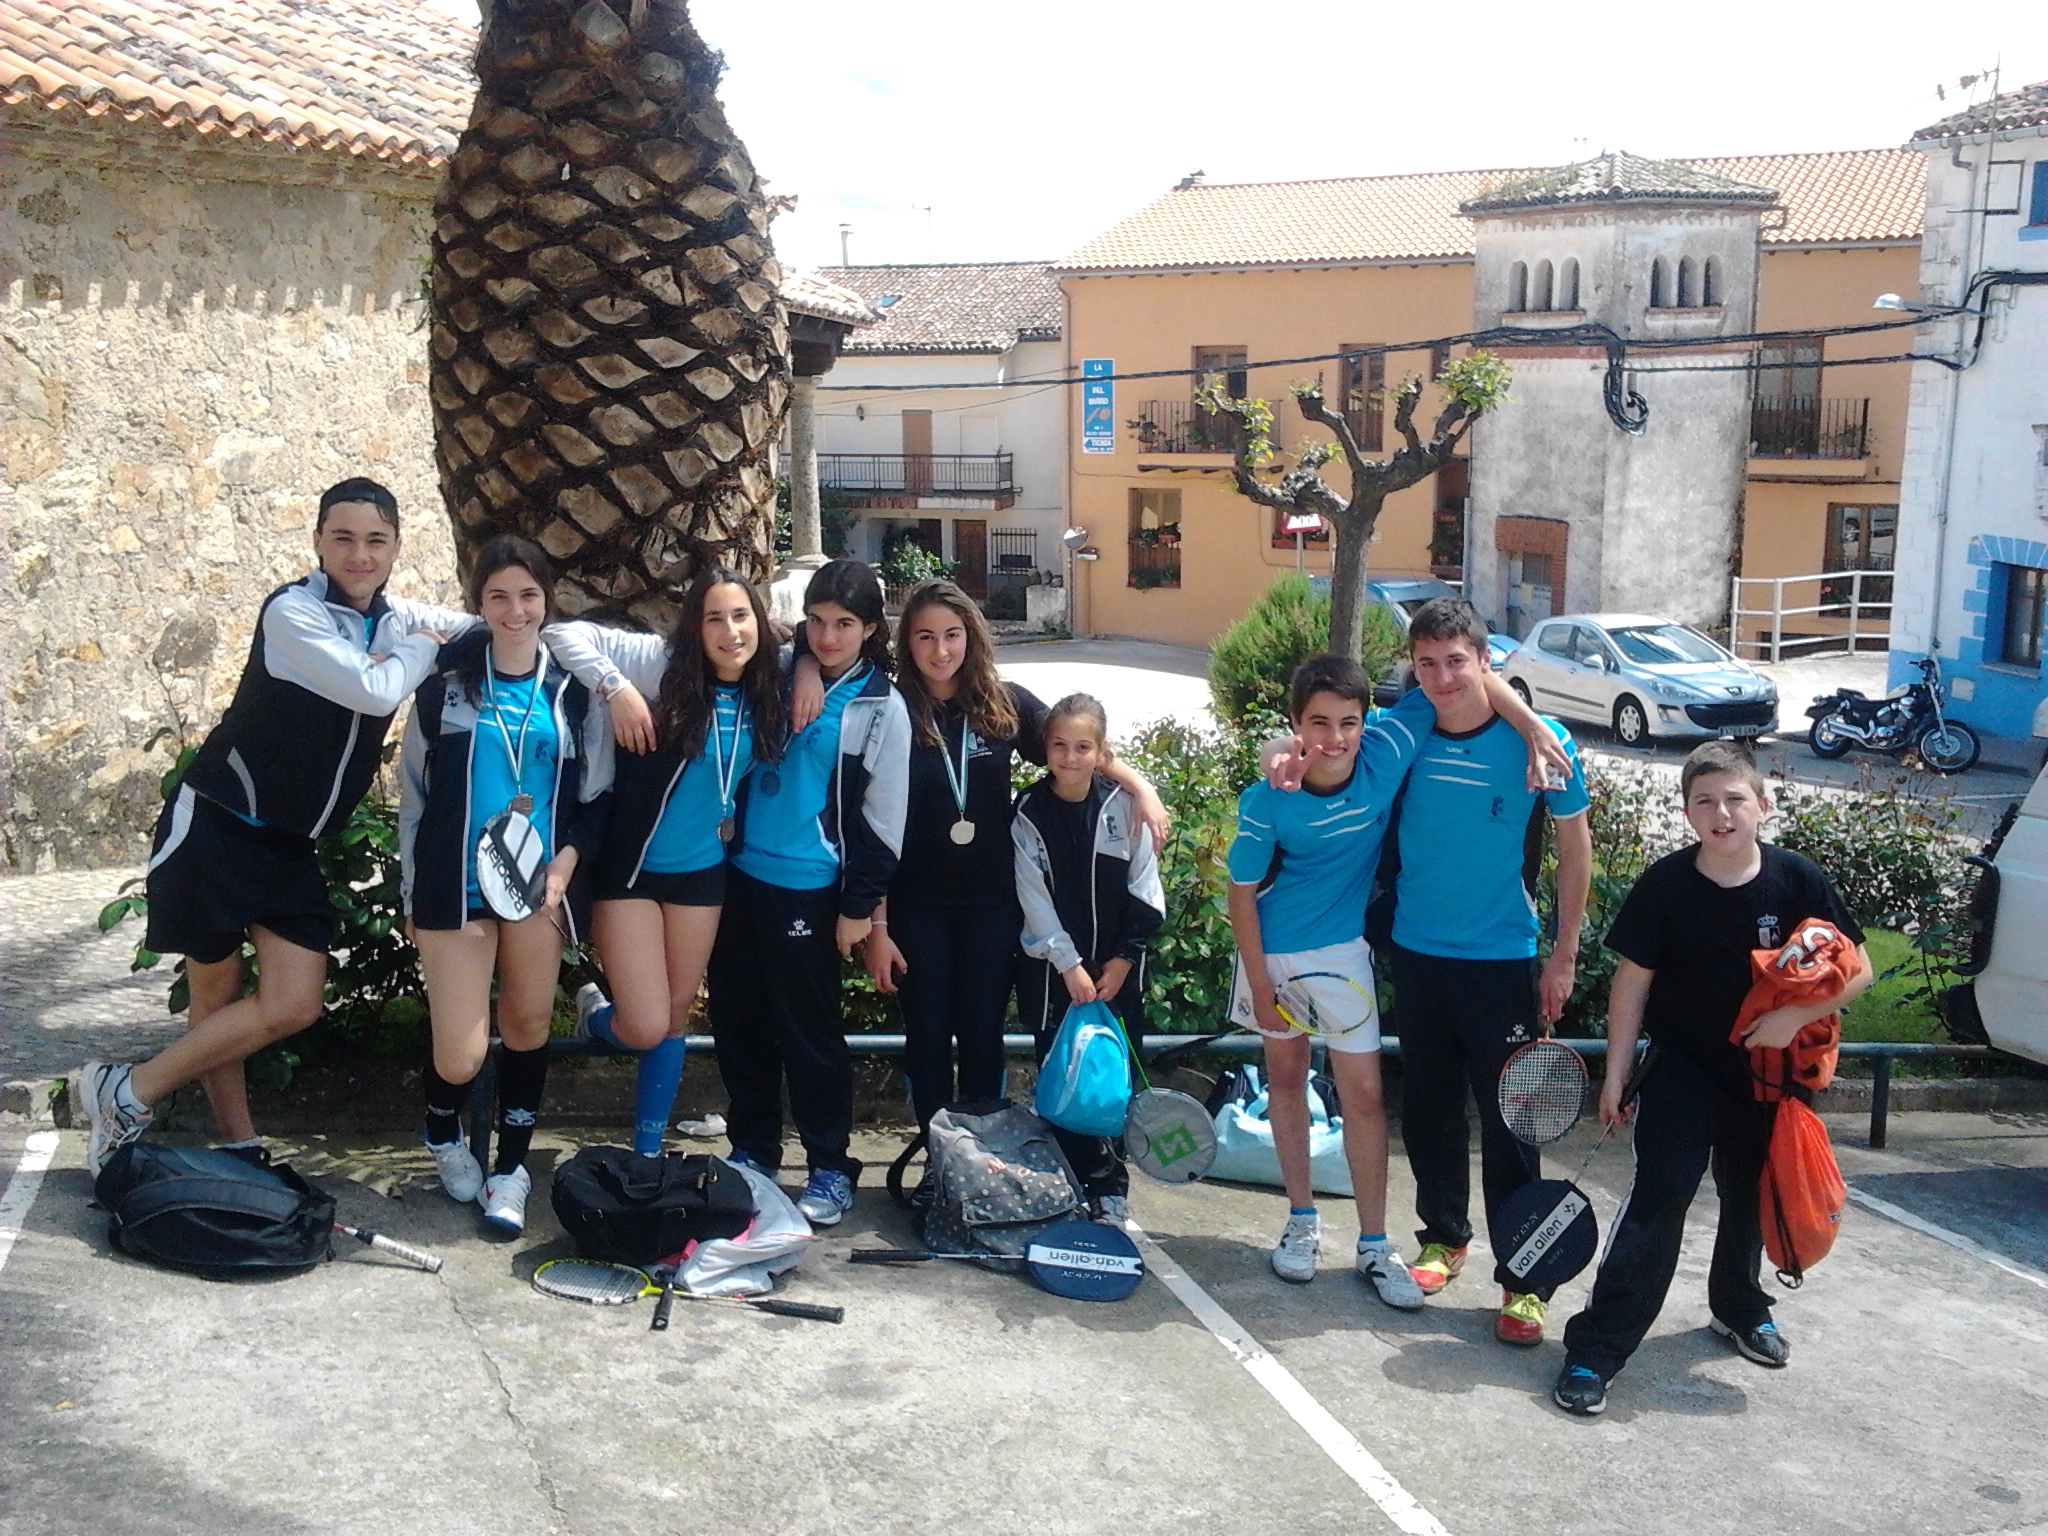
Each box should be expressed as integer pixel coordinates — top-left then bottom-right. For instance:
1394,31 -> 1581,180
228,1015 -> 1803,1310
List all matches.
863,580 -> 1171,1135
547,568 -> 786,1156
709,559 -> 910,1228
398,537 -> 613,1234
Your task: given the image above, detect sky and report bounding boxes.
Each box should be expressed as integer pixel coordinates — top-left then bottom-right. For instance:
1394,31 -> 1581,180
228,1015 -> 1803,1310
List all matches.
434,1 -> 2048,272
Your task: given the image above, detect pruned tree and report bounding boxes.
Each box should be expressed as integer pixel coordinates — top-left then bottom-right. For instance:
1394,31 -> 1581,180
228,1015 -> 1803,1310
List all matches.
1198,352 -> 1512,660
432,0 -> 789,627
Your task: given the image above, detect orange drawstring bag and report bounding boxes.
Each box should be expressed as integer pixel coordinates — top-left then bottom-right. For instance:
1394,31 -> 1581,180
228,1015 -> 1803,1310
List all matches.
1760,1097 -> 1846,1287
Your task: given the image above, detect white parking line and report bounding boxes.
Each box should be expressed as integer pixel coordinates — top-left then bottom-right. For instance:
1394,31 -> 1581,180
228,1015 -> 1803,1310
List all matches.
1127,1222 -> 1453,1536
0,1131 -> 60,1282
1846,1185 -> 2048,1291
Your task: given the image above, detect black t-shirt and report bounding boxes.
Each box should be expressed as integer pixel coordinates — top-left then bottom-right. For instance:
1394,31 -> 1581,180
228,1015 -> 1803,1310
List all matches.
1605,842 -> 1863,1081
890,682 -> 1048,908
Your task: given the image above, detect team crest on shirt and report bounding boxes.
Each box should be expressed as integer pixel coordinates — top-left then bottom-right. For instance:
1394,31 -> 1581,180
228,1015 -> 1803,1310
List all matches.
1489,795 -> 1505,822
1757,913 -> 1781,949
1104,811 -> 1121,840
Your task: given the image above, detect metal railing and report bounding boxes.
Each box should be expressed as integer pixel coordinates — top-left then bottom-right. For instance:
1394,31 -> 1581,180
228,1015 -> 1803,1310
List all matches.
817,453 -> 1015,495
1749,396 -> 1871,459
1126,537 -> 1181,589
1730,569 -> 1894,662
1129,399 -> 1245,454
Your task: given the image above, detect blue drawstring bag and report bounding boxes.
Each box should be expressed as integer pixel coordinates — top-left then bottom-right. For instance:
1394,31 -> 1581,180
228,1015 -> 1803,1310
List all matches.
1035,1000 -> 1135,1136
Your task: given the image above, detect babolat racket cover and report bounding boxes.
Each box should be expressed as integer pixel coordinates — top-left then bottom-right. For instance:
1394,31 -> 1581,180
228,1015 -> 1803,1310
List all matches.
475,810 -> 547,923
1024,1219 -> 1144,1302
1490,1178 -> 1598,1291
1124,1088 -> 1218,1184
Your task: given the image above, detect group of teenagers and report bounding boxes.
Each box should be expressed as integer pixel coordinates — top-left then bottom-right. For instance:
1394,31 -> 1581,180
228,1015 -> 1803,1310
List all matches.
80,474 -> 1874,1417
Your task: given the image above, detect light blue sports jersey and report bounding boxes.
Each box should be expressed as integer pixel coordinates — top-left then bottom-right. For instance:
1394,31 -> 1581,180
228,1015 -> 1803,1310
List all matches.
642,685 -> 752,875
1227,687 -> 1433,954
732,663 -> 868,893
1392,713 -> 1588,961
465,669 -> 561,905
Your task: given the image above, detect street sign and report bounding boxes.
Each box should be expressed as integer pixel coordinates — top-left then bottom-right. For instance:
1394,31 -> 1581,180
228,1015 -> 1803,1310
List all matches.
1282,511 -> 1325,535
1082,358 -> 1114,455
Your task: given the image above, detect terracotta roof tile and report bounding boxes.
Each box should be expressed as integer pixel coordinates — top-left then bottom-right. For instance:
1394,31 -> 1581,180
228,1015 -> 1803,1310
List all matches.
817,263 -> 1062,353
1911,78 -> 2048,141
780,269 -> 883,328
1460,151 -> 1779,212
0,0 -> 475,167
1058,149 -> 1924,272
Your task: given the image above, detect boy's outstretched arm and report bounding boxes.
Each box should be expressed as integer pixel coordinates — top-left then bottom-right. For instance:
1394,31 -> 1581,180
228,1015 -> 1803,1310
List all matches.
1542,811 -> 1592,1026
1481,672 -> 1574,789
1740,944 -> 1876,1050
1602,960 -> 1653,1125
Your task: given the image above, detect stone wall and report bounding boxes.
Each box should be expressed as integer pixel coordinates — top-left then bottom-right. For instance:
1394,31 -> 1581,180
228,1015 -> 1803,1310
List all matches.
2,123 -> 457,870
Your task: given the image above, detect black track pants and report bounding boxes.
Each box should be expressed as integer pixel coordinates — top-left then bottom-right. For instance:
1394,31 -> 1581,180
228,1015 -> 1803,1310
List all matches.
1017,955 -> 1144,1199
706,869 -> 860,1179
1562,1050 -> 1776,1379
1391,943 -> 1547,1293
894,898 -> 1019,1128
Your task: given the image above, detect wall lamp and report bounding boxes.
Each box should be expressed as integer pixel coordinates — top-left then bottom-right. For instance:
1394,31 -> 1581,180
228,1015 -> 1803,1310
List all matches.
1872,292 -> 1969,315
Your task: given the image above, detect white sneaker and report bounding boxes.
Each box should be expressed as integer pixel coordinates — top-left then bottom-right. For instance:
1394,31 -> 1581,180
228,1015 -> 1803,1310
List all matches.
573,982 -> 610,1036
1356,1240 -> 1427,1311
1271,1212 -> 1321,1284
481,1166 -> 532,1233
81,1061 -> 152,1175
426,1133 -> 483,1204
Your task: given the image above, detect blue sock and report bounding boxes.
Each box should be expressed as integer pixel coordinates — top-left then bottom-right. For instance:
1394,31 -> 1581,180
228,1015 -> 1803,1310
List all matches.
1358,1232 -> 1387,1249
585,1002 -> 623,1050
1290,1206 -> 1318,1218
632,1034 -> 687,1156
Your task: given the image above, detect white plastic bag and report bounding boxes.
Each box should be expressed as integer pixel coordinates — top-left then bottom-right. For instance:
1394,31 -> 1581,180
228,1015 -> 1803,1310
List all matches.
677,1162 -> 813,1297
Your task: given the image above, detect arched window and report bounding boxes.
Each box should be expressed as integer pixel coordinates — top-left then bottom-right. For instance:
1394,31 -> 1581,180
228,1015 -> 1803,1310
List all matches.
1650,258 -> 1668,309
1701,257 -> 1720,307
1560,258 -> 1581,310
1508,261 -> 1528,312
1676,257 -> 1696,307
1532,259 -> 1554,311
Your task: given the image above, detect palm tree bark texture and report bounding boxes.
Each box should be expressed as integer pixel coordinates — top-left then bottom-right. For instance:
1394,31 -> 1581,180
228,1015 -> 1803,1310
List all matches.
1200,354 -> 1508,661
432,0 -> 790,627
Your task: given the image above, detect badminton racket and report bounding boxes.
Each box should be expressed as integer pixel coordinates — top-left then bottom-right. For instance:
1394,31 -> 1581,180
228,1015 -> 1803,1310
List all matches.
334,1222 -> 442,1273
531,1258 -> 842,1322
1496,1039 -> 1591,1146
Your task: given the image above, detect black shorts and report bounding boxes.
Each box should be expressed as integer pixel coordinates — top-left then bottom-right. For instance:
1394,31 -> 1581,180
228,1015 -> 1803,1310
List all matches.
594,862 -> 726,908
143,787 -> 333,964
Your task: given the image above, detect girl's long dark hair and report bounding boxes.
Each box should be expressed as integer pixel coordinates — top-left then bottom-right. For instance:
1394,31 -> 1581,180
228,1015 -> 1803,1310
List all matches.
655,566 -> 786,765
456,535 -> 556,704
804,558 -> 893,678
895,579 -> 1017,747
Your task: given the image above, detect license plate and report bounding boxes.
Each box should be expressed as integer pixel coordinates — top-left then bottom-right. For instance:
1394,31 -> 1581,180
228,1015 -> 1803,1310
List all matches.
1727,724 -> 1766,737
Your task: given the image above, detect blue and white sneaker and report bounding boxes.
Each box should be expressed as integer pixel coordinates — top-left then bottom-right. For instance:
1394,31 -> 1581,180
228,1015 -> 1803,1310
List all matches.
796,1169 -> 855,1226
724,1149 -> 776,1178
426,1132 -> 484,1204
480,1165 -> 531,1234
1711,1317 -> 1791,1368
81,1061 -> 152,1175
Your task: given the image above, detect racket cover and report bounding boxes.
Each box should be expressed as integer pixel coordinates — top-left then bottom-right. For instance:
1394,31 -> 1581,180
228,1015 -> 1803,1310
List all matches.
1124,1089 -> 1217,1184
1490,1177 -> 1598,1291
1024,1219 -> 1144,1302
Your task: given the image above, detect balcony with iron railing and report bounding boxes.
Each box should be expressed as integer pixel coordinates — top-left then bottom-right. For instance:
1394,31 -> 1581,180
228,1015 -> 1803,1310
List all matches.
817,453 -> 1016,496
1749,397 -> 1871,460
1129,400 -> 1247,455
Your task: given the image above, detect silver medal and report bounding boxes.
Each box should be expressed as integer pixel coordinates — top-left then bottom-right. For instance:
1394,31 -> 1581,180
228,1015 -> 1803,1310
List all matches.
950,818 -> 975,846
718,815 -> 735,842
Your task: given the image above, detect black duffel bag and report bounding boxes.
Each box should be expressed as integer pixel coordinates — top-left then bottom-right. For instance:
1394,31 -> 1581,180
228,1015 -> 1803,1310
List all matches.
550,1147 -> 755,1266
95,1143 -> 335,1278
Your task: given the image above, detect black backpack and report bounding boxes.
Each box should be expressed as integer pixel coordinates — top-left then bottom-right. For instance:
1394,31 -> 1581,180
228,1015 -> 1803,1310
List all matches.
95,1143 -> 335,1278
550,1147 -> 756,1266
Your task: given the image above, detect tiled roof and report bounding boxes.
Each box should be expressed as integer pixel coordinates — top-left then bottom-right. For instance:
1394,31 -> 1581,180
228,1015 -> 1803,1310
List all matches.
817,263 -> 1062,353
0,0 -> 474,167
780,269 -> 882,328
1057,149 -> 1924,272
1460,151 -> 1778,213
1911,78 -> 2048,141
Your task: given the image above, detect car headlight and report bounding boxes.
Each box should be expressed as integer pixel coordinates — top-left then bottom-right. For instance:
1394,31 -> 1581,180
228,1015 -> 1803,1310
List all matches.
1651,678 -> 1710,703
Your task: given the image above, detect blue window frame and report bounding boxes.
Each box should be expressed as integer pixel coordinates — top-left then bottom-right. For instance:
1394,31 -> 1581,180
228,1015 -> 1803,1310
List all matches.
2026,162 -> 2048,237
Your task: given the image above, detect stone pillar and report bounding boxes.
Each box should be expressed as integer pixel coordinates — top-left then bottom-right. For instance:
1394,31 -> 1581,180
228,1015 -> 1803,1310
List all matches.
787,374 -> 824,563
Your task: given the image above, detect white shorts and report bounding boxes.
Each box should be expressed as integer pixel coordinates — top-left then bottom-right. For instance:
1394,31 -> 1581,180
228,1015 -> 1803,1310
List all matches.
1229,937 -> 1382,1054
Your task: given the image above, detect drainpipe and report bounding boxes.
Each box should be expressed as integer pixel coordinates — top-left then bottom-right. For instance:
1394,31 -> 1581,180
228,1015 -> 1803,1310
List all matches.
1921,138 -> 1980,660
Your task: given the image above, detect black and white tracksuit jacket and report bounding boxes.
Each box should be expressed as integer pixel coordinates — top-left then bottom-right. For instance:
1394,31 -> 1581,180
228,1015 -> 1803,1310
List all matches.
1012,775 -> 1166,1032
181,569 -> 476,839
396,631 -> 615,935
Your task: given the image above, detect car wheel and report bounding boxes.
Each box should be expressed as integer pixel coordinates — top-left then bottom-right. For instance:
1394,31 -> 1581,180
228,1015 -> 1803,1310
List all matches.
1808,712 -> 1853,760
1613,696 -> 1649,747
1917,720 -> 1982,774
1509,678 -> 1533,707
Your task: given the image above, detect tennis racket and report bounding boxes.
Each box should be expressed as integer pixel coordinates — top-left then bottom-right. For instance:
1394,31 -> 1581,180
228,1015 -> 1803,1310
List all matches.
1492,1043 -> 1662,1290
334,1223 -> 442,1273
1241,969 -> 1375,1041
531,1258 -> 844,1323
849,1220 -> 1144,1302
1496,1039 -> 1591,1146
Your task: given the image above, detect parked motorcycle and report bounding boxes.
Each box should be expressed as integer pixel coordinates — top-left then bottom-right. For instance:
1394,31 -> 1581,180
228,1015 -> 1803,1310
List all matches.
1805,655 -> 1982,774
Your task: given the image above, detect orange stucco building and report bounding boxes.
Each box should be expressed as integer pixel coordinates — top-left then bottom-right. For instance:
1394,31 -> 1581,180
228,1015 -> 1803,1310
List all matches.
1055,152 -> 1922,650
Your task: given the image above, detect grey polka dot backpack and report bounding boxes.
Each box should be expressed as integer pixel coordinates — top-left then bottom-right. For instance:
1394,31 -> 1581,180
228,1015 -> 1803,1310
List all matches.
887,1100 -> 1085,1272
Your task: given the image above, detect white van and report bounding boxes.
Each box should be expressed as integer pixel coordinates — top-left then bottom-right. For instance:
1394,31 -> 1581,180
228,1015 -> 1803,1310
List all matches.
1952,762 -> 2048,1065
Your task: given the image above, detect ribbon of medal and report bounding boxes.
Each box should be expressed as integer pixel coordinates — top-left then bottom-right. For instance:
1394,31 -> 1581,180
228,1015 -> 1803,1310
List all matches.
484,653 -> 546,816
940,713 -> 975,845
711,691 -> 747,842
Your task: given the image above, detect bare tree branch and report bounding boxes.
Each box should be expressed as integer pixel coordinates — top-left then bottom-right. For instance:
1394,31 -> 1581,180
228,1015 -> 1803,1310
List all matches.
1228,464 -> 1296,511
1392,382 -> 1425,458
1294,386 -> 1374,488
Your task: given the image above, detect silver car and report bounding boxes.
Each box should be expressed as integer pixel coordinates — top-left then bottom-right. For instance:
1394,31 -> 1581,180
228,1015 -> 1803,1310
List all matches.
1502,613 -> 1779,746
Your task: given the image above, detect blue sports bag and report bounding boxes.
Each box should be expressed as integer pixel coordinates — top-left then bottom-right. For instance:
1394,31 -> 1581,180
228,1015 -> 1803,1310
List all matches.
1034,1000 -> 1134,1137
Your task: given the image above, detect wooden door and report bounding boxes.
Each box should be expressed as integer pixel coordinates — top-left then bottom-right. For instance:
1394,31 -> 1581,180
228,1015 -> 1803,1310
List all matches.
902,409 -> 933,495
954,519 -> 988,599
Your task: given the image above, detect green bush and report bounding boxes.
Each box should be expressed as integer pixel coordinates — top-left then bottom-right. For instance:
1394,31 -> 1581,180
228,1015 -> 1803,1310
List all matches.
1207,573 -> 1403,725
